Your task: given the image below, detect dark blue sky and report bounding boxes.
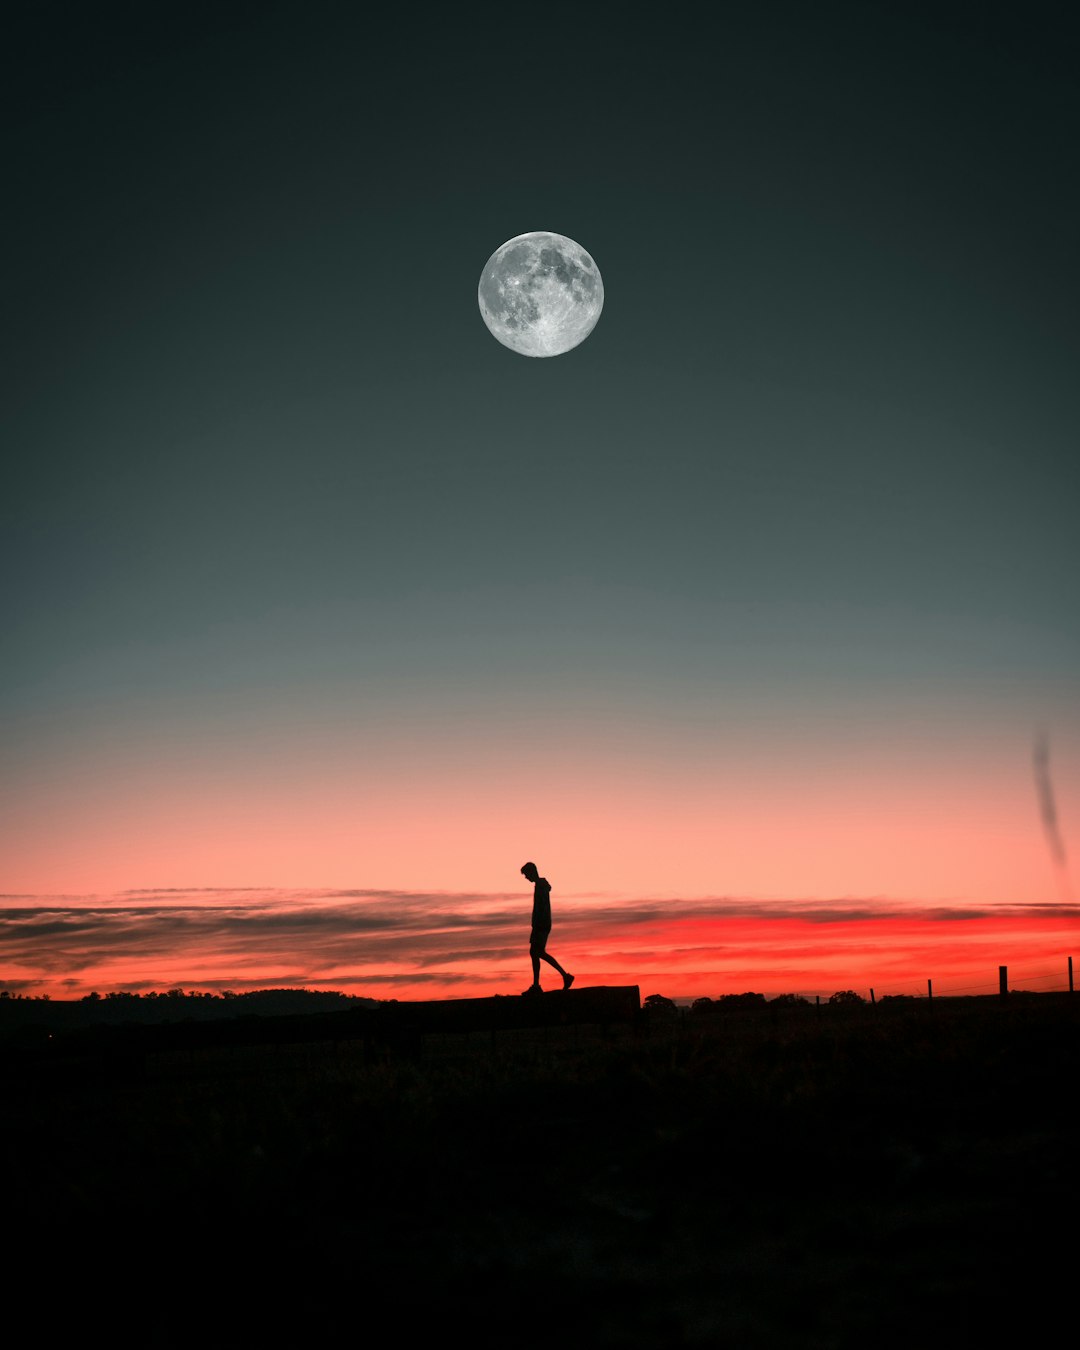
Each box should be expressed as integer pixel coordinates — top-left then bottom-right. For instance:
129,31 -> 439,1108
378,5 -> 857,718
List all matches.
3,2 -> 1077,902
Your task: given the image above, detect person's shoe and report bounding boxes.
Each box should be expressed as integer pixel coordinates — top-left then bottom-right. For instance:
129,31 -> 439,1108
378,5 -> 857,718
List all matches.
522,984 -> 543,996
563,973 -> 575,991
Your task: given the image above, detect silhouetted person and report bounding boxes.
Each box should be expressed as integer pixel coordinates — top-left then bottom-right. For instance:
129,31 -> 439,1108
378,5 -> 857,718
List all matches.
520,861 -> 573,994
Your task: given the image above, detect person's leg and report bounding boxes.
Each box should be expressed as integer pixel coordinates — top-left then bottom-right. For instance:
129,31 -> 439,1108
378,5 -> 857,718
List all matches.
540,951 -> 573,989
525,930 -> 545,991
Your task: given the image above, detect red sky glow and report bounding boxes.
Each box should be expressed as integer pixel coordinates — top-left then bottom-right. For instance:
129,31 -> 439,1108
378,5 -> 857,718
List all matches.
2,887 -> 1076,1003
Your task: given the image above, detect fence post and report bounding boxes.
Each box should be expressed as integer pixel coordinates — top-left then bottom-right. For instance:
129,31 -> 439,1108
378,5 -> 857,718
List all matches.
927,979 -> 932,1003
999,966 -> 1008,1001
870,988 -> 876,1005
1070,956 -> 1074,994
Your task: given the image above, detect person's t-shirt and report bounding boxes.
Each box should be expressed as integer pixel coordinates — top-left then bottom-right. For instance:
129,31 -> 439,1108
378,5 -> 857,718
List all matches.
532,877 -> 552,930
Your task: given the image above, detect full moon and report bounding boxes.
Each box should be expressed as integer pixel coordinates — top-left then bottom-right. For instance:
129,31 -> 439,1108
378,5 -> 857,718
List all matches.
478,231 -> 604,357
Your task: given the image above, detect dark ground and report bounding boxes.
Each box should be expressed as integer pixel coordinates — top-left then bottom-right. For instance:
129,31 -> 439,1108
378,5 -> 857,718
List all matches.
6,995 -> 1077,1346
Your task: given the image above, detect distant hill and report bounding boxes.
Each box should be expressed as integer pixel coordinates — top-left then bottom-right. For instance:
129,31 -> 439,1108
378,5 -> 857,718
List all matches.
0,987 -> 378,1033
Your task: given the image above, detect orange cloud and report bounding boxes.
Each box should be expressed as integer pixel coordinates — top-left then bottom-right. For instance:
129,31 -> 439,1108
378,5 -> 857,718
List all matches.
2,889 -> 1075,1002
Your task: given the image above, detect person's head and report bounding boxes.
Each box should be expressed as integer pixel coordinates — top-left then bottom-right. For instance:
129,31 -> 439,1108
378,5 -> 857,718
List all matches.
521,861 -> 539,883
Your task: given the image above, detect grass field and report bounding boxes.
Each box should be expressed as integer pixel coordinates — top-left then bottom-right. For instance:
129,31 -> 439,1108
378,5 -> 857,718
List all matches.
7,994 -> 1077,1346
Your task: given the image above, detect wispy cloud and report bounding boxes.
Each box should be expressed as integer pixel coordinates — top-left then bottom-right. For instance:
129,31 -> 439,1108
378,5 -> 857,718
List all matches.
2,887 -> 1077,1000
1034,732 -> 1073,900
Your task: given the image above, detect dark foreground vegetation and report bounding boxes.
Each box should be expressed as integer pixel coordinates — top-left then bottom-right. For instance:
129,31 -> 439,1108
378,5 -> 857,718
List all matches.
7,993 -> 1077,1347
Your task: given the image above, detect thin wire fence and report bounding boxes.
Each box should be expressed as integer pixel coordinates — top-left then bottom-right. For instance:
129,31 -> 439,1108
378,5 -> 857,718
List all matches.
684,956 -> 1077,1005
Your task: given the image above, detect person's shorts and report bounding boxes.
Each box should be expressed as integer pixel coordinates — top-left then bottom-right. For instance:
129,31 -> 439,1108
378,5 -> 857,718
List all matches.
529,927 -> 551,955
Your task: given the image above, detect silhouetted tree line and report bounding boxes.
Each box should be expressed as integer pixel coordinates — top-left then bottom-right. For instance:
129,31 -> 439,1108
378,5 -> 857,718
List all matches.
80,987 -> 375,1010
0,986 -> 378,1032
648,991 -> 877,1018
689,992 -> 809,1014
647,992 -> 816,1020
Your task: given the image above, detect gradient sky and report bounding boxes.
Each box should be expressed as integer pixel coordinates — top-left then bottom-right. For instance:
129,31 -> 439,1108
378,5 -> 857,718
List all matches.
3,3 -> 1078,1000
